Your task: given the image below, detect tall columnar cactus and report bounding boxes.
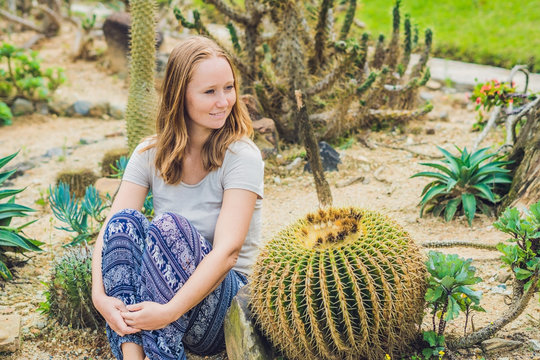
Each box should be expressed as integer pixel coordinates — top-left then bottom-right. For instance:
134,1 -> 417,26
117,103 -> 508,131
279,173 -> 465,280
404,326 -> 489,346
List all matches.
250,207 -> 427,360
125,0 -> 158,153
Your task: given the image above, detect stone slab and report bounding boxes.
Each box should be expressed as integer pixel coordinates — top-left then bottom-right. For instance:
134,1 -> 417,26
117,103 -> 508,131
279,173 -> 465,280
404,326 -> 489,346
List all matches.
0,314 -> 21,353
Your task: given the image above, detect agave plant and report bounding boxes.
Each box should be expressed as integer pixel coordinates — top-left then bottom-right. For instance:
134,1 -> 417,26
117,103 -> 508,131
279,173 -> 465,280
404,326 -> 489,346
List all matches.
411,146 -> 512,225
0,151 -> 42,280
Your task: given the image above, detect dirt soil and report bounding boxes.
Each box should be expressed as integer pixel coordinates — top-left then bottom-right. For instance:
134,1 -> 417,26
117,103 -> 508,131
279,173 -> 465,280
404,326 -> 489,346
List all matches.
1,23 -> 539,360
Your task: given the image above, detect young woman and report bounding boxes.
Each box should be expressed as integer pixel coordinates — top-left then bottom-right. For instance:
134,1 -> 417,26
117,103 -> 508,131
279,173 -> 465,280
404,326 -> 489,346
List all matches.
91,36 -> 264,360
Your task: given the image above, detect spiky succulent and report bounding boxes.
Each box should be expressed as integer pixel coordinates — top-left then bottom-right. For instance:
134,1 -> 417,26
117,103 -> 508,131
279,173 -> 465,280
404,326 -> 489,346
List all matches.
412,146 -> 513,225
250,207 -> 427,360
40,245 -> 104,329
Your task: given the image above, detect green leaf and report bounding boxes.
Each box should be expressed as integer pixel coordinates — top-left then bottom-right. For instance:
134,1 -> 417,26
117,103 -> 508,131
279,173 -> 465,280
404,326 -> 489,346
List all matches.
445,295 -> 461,321
471,183 -> 495,202
0,188 -> 24,201
514,268 -> 532,280
419,162 -> 457,178
462,193 -> 477,226
411,171 -> 452,182
0,169 -> 17,186
0,260 -> 13,280
444,198 -> 461,222
0,229 -> 42,252
0,151 -> 19,169
425,286 -> 444,302
437,146 -> 461,174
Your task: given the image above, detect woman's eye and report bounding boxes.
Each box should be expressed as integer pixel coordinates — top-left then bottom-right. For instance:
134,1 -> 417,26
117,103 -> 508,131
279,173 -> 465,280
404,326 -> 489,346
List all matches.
225,85 -> 234,91
204,89 -> 215,94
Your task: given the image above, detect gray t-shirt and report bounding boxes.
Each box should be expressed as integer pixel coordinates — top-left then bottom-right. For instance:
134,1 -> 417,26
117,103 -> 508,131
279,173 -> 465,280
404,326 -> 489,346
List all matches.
123,138 -> 264,275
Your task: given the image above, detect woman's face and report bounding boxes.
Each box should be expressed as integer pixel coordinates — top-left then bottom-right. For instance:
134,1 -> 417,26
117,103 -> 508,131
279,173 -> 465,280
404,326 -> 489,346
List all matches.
185,56 -> 236,137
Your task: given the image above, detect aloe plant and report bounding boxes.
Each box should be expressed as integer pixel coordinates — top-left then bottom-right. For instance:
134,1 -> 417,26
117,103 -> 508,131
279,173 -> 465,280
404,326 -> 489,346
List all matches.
0,151 -> 42,280
412,146 -> 512,225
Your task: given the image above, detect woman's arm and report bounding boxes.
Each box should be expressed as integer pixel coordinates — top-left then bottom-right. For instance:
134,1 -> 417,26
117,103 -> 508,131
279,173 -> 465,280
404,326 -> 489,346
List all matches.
121,188 -> 257,330
91,180 -> 148,336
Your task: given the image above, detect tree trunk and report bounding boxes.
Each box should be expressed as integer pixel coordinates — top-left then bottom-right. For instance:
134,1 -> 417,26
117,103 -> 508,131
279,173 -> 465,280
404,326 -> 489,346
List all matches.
500,103 -> 540,210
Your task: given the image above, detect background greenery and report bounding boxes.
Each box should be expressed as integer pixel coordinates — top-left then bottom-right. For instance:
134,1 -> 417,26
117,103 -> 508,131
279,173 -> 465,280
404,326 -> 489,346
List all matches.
356,0 -> 540,72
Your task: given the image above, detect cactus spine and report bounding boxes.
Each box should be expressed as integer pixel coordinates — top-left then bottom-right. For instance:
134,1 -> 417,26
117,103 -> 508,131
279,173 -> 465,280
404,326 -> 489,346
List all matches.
125,0 -> 158,153
250,207 -> 427,360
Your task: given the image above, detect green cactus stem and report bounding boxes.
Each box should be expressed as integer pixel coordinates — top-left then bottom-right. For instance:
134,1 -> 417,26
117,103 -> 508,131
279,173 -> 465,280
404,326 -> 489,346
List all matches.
339,0 -> 356,40
125,0 -> 159,153
250,207 -> 427,360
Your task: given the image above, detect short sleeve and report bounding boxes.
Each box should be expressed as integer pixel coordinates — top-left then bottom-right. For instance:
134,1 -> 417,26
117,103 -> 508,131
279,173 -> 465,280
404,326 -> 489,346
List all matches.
122,142 -> 152,188
222,140 -> 264,199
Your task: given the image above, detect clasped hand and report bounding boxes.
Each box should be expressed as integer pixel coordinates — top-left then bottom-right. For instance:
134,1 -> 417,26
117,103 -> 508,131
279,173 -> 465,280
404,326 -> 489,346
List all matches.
121,301 -> 173,331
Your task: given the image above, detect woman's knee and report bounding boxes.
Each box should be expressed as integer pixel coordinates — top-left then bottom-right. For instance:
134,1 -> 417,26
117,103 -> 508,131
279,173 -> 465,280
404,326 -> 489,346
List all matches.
103,209 -> 150,249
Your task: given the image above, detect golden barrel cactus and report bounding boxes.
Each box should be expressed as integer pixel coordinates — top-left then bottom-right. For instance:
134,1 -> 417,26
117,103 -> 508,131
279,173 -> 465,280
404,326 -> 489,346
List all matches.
250,207 -> 427,360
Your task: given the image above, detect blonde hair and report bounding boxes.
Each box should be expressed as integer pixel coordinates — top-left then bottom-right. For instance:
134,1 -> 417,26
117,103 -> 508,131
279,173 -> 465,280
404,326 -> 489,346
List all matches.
143,36 -> 253,185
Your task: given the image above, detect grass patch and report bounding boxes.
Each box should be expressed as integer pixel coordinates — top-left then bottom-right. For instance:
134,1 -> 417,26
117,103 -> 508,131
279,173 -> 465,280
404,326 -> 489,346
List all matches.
356,0 -> 540,72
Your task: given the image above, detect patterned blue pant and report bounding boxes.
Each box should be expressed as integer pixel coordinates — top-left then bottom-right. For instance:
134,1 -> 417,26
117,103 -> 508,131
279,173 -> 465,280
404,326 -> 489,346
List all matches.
101,209 -> 246,360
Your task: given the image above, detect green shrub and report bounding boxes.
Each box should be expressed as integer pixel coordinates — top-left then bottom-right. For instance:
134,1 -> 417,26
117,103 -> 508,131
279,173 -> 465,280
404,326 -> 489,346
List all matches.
0,42 -> 65,102
411,146 -> 512,225
39,244 -> 104,329
0,151 -> 43,280
494,200 -> 540,294
0,101 -> 12,125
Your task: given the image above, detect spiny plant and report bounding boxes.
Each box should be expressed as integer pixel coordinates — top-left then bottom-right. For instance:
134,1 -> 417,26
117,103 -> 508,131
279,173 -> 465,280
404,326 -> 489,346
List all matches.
175,0 -> 433,143
411,146 -> 513,225
125,0 -> 159,153
250,207 -> 427,360
0,151 -> 43,280
49,183 -> 109,246
39,244 -> 104,329
0,42 -> 65,103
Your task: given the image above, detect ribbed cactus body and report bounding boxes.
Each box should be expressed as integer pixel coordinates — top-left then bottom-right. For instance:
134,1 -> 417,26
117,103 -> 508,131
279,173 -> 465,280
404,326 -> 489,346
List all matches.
126,0 -> 158,153
250,207 -> 427,360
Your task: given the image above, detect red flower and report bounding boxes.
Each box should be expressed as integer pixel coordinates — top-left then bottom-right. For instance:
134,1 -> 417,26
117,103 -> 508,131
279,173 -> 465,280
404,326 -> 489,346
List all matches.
509,98 -> 514,104
476,97 -> 482,104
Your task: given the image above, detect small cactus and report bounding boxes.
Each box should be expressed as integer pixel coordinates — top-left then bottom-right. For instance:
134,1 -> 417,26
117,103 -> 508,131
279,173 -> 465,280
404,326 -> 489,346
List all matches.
56,168 -> 98,198
41,245 -> 104,329
250,207 -> 427,360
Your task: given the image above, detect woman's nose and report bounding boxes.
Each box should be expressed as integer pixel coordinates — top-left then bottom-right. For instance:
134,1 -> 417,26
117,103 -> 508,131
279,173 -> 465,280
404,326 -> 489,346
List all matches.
215,93 -> 229,107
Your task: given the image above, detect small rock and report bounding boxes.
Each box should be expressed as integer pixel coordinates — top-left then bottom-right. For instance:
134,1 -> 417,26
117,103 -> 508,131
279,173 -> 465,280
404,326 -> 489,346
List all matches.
95,177 -> 121,199
109,104 -> 125,120
43,147 -> 64,158
426,80 -> 442,90
285,157 -> 303,171
11,98 -> 34,116
89,101 -> 110,118
224,286 -> 276,360
4,161 -> 36,179
481,338 -> 522,353
496,269 -> 512,283
528,339 -> 540,351
420,91 -> 435,101
48,99 -> 71,116
71,100 -> 92,116
304,141 -> 341,173
0,314 -> 21,353
353,155 -> 371,164
439,111 -> 449,121
34,101 -> 49,115
273,176 -> 281,185
425,128 -> 435,135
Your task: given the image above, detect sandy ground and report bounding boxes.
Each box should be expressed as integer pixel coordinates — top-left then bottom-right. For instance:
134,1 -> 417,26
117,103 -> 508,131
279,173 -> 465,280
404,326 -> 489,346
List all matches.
1,23 -> 539,360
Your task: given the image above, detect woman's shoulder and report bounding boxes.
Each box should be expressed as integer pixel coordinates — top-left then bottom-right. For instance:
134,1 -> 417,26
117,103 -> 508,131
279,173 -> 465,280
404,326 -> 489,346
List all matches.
227,137 -> 261,157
